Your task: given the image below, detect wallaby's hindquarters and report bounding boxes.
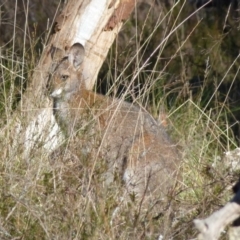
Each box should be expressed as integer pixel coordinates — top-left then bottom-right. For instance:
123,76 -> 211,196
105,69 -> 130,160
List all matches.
97,103 -> 180,211
49,43 -> 181,215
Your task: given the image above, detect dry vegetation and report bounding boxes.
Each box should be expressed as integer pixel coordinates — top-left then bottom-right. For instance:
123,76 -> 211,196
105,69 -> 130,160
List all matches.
0,0 -> 240,239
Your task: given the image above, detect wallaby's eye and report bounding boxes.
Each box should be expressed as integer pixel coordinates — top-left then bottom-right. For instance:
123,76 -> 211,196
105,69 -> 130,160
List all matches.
61,75 -> 69,81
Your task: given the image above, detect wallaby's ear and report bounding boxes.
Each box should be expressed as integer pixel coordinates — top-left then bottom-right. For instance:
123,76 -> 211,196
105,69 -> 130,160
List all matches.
68,43 -> 85,69
50,45 -> 64,62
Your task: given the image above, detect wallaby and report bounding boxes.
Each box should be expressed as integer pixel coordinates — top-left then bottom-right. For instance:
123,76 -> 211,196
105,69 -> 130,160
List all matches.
49,43 -> 181,213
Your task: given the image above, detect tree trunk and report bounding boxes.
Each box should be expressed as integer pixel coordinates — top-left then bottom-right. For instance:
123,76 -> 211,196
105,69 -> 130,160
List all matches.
14,0 -> 136,157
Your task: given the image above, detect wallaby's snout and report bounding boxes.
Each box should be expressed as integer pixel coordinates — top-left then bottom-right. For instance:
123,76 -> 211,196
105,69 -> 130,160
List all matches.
49,43 -> 85,99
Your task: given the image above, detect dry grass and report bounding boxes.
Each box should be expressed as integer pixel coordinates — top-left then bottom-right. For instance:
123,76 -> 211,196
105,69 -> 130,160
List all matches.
0,1 -> 239,239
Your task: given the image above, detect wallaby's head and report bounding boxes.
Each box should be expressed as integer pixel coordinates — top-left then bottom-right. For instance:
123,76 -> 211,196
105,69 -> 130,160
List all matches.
49,43 -> 85,99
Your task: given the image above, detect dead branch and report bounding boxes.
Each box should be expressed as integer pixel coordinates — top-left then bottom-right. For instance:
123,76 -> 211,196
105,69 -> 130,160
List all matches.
194,179 -> 240,240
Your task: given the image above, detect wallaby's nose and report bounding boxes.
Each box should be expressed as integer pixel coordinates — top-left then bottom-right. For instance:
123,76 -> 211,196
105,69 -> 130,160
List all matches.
50,88 -> 63,98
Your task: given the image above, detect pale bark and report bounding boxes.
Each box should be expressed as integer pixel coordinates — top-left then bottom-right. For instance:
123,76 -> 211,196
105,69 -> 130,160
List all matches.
194,149 -> 240,240
194,200 -> 240,240
12,0 -> 136,157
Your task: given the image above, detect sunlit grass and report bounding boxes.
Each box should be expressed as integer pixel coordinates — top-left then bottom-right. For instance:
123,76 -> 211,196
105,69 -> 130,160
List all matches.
0,1 -> 239,239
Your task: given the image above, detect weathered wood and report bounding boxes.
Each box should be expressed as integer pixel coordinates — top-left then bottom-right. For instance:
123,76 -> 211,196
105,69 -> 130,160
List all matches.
194,148 -> 240,240
194,200 -> 240,240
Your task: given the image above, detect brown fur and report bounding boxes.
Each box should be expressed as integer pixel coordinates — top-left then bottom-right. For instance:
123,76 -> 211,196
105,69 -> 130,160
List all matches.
49,43 -> 181,213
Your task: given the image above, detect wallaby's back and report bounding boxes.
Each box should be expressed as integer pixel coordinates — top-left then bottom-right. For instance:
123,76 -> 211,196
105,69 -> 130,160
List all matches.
49,43 -> 181,211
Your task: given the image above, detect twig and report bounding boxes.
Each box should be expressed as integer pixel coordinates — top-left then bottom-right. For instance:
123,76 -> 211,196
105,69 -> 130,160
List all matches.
194,183 -> 240,240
